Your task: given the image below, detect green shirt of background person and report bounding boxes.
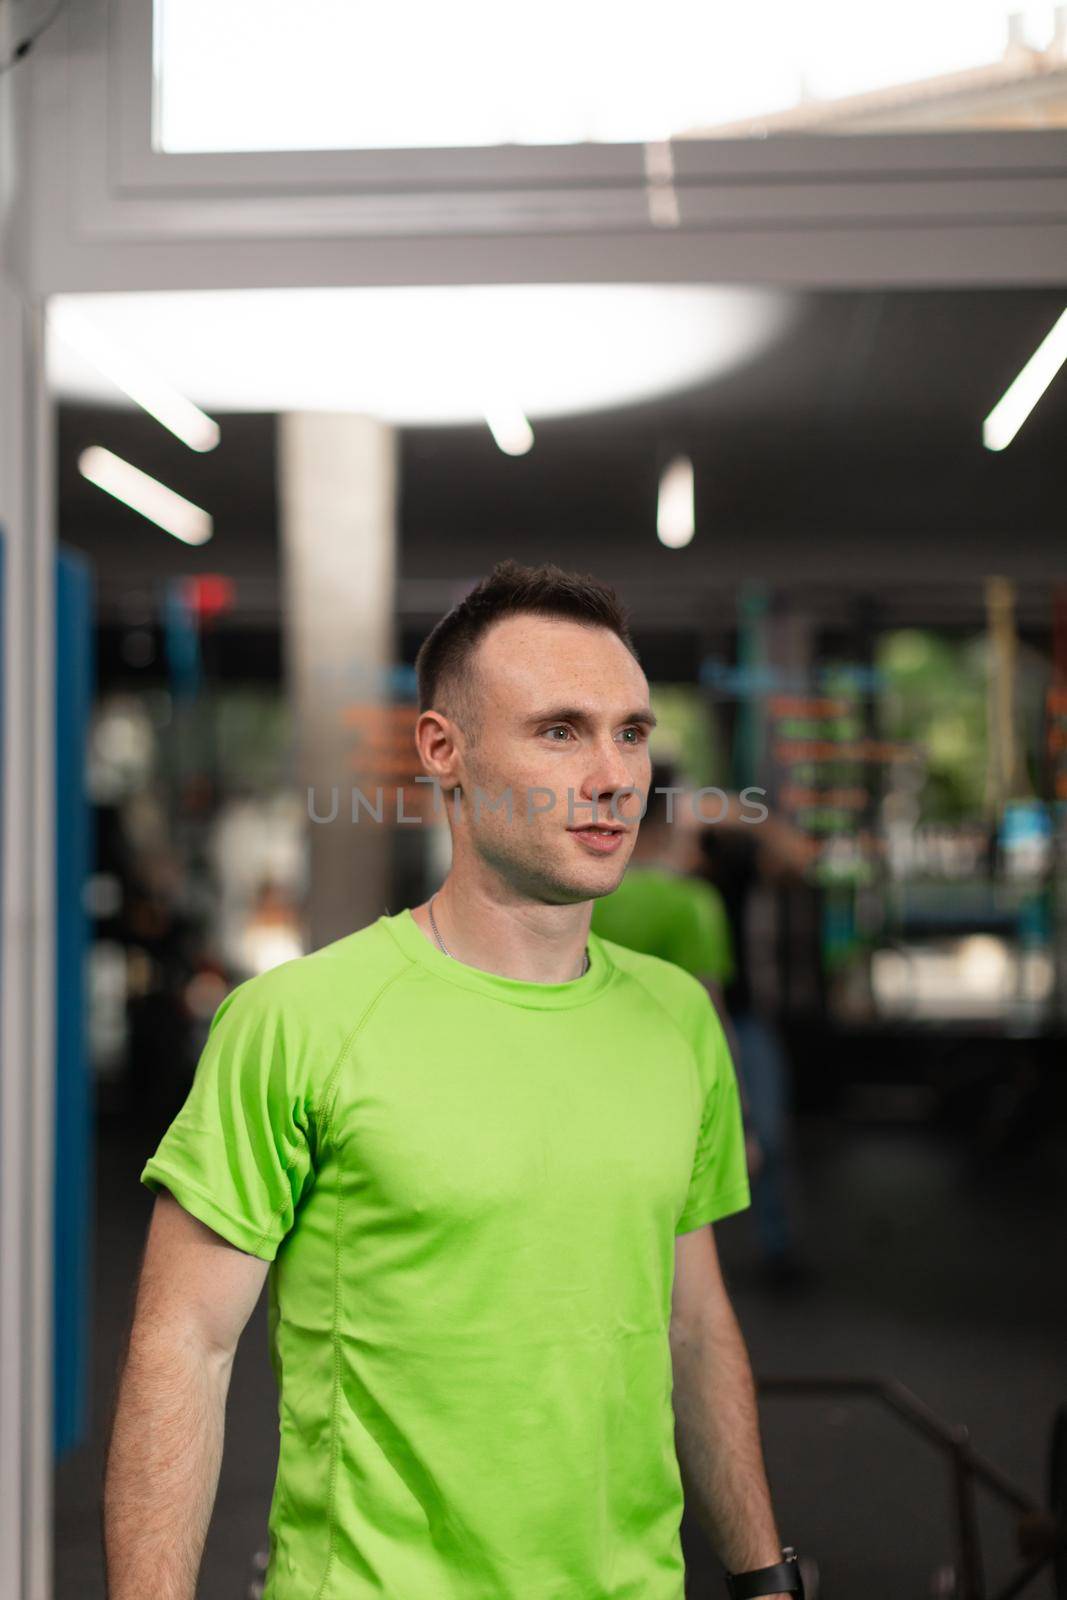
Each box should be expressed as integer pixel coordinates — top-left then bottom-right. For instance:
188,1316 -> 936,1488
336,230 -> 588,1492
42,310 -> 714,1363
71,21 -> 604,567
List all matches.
591,761 -> 759,1171
590,759 -> 735,994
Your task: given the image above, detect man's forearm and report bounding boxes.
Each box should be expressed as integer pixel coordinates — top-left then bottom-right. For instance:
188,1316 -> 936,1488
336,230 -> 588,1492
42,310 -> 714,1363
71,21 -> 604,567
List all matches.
103,1326 -> 232,1600
670,1296 -> 786,1588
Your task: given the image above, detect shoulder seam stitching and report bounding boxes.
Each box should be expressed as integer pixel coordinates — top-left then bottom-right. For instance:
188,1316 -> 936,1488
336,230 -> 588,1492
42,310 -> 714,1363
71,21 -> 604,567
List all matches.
247,958 -> 415,1258
314,960 -> 417,1148
619,964 -> 703,1071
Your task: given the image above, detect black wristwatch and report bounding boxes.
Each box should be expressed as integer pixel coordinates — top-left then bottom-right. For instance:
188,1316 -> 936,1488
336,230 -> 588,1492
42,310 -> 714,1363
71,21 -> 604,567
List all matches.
724,1545 -> 804,1599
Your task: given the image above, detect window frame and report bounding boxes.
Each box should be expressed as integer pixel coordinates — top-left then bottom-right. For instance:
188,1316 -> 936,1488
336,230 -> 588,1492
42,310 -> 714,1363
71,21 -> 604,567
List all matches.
29,0 -> 1067,295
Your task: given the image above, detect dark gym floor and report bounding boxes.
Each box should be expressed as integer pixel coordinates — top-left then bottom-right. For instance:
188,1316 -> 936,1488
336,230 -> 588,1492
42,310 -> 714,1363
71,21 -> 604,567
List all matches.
56,1095 -> 1064,1600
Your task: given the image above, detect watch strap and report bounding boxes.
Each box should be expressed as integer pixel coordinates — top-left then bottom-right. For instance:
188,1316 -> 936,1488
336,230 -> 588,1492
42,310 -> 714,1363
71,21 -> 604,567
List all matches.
725,1546 -> 803,1599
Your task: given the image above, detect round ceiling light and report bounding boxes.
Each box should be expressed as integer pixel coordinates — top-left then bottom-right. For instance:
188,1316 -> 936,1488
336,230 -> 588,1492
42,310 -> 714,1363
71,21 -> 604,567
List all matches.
48,284 -> 794,426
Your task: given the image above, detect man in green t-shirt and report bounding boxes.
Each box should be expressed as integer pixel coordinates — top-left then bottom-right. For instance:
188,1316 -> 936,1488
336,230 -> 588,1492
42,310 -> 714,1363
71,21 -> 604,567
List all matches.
107,561 -> 798,1600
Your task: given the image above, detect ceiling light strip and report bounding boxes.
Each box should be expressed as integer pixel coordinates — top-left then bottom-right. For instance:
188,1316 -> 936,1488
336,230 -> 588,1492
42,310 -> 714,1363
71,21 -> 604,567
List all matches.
50,303 -> 221,452
983,306 -> 1067,452
78,447 -> 213,545
657,455 -> 695,547
485,405 -> 534,456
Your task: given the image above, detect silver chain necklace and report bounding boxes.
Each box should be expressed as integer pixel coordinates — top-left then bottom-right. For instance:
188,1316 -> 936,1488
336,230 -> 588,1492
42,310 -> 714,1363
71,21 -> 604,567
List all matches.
428,893 -> 589,979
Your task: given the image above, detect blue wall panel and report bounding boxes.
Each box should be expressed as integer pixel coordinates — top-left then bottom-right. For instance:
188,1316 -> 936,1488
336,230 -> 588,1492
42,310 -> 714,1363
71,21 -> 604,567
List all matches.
53,547 -> 94,1460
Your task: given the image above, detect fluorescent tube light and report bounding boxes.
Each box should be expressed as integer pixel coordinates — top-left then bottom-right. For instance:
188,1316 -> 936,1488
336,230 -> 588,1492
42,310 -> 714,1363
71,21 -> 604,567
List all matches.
983,306 -> 1067,451
485,405 -> 534,456
78,447 -> 213,545
51,302 -> 220,452
657,455 -> 695,547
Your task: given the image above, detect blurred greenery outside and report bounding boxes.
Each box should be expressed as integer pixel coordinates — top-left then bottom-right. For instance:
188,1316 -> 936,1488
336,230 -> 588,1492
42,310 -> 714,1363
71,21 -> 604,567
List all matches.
876,628 -> 1047,822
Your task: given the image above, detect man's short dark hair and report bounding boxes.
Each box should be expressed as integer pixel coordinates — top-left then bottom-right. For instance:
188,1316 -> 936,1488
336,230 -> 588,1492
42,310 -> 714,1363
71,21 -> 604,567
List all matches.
414,559 -> 640,742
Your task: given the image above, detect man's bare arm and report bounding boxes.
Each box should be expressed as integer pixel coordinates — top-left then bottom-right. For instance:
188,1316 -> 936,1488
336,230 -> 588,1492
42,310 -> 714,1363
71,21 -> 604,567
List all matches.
670,1224 -> 787,1591
102,1190 -> 270,1600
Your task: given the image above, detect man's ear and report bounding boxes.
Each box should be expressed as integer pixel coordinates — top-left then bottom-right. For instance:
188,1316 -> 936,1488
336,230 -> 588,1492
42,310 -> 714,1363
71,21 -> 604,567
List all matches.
414,708 -> 463,793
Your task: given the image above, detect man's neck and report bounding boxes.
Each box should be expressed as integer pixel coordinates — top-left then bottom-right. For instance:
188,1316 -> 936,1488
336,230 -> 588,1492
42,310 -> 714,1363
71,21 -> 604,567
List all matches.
409,878 -> 592,985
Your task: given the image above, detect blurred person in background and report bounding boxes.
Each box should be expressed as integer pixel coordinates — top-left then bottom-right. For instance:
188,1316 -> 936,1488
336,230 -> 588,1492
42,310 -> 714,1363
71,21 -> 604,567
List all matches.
590,759 -> 734,1007
121,845 -> 205,1127
590,759 -> 762,1176
588,758 -> 748,1075
695,796 -> 814,1289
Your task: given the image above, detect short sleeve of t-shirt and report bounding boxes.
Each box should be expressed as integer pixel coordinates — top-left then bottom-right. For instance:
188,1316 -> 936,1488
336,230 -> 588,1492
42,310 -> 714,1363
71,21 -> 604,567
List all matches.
139,970 -> 320,1260
674,988 -> 750,1234
664,881 -> 736,986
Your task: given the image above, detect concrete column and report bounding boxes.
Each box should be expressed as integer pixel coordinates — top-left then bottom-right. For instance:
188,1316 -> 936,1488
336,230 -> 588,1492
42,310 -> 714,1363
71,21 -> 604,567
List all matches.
0,287 -> 56,1600
277,413 -> 398,952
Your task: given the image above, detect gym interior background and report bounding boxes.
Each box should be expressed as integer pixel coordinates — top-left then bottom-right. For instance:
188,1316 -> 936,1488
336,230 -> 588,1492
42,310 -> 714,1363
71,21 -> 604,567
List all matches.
2,4 -> 1066,1598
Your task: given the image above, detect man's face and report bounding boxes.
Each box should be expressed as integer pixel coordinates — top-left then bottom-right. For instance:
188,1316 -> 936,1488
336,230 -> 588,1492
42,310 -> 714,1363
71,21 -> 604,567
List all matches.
453,614 -> 654,904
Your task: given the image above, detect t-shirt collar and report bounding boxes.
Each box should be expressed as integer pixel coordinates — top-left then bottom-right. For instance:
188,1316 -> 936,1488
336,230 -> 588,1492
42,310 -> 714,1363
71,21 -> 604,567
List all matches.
382,906 -> 616,1010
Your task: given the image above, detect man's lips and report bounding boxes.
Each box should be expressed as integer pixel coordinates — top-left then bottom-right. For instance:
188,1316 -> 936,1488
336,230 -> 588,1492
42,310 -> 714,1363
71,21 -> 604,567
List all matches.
569,822 -> 629,854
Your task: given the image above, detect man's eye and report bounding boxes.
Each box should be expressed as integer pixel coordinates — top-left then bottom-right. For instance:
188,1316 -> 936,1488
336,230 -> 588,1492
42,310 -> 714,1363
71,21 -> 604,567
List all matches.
619,726 -> 646,744
544,726 -> 573,741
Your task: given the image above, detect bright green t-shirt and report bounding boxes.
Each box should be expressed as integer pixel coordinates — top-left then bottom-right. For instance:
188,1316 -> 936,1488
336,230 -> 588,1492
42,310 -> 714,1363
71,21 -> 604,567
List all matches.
590,865 -> 735,984
140,907 -> 750,1600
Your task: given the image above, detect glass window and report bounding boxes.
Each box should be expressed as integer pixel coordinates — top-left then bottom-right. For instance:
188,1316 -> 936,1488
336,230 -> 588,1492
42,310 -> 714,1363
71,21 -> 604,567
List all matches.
153,0 -> 1064,153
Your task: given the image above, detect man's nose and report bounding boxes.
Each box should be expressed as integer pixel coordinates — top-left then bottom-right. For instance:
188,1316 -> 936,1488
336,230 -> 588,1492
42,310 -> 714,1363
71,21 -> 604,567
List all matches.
580,741 -> 645,816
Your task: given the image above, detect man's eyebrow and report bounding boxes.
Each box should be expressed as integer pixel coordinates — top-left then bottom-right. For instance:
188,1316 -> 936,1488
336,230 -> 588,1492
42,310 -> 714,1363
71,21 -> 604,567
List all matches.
523,705 -> 659,730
